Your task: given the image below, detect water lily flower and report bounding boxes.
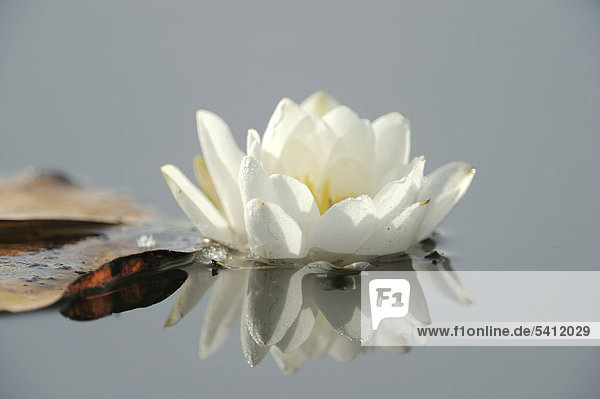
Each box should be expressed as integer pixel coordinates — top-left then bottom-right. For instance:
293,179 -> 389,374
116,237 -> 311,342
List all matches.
161,91 -> 475,261
160,92 -> 475,372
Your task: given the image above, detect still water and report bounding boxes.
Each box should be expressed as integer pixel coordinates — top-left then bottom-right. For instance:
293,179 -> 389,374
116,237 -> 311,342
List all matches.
1,229 -> 598,398
2,1 -> 599,397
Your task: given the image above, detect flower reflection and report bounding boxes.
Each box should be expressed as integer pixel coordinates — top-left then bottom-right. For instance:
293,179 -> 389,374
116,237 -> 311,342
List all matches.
57,238 -> 472,374
165,240 -> 473,375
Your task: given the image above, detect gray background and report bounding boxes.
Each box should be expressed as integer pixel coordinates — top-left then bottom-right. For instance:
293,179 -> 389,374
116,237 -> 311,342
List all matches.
1,0 -> 599,398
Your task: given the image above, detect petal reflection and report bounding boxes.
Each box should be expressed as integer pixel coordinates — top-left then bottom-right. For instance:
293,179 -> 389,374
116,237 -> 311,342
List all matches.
244,268 -> 308,346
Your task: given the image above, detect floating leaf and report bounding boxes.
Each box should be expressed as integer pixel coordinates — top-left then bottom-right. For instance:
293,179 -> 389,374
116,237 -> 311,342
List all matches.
0,221 -> 211,312
0,169 -> 201,313
0,170 -> 149,227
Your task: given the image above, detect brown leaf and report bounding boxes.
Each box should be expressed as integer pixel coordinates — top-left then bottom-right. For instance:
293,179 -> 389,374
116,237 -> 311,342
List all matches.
0,169 -> 203,313
0,221 -> 207,312
0,170 -> 149,228
0,220 -> 114,244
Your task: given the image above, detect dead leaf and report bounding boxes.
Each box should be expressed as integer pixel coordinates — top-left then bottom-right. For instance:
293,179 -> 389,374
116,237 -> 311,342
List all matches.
0,169 -> 204,313
0,170 -> 149,227
0,220 -> 208,312
0,220 -> 114,244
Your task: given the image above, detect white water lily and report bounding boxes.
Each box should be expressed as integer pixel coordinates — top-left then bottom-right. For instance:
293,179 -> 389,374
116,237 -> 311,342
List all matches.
159,92 -> 475,373
161,91 -> 475,261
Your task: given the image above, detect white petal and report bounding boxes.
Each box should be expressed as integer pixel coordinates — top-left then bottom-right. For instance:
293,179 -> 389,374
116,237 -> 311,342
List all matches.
198,270 -> 247,359
322,156 -> 374,201
357,200 -> 430,255
261,98 -> 308,172
322,106 -> 375,167
418,161 -> 475,201
299,90 -> 340,117
244,199 -> 307,259
163,267 -> 217,329
373,177 -> 413,225
378,155 -> 425,191
309,196 -> 376,255
239,156 -> 275,205
415,162 -> 476,241
270,174 -> 320,233
196,110 -> 246,238
372,112 -> 411,180
272,137 -> 324,181
192,156 -> 223,212
161,164 -> 232,245
246,128 -> 262,162
240,157 -> 319,238
265,114 -> 336,178
323,106 -> 371,139
373,158 -> 425,227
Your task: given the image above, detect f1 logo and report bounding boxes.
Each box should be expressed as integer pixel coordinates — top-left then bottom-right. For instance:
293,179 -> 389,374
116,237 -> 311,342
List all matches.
369,279 -> 411,330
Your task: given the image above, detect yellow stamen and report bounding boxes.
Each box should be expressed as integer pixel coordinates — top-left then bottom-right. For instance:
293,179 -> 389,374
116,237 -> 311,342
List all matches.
193,155 -> 223,213
301,175 -> 357,215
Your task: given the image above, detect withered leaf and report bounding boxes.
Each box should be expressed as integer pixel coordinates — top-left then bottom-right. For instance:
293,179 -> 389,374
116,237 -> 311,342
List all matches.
0,221 -> 208,312
0,170 -> 148,227
0,170 -> 204,313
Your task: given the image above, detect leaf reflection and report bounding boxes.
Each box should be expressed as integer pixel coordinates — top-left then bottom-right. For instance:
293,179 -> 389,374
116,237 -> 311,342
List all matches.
61,268 -> 187,321
60,250 -> 195,320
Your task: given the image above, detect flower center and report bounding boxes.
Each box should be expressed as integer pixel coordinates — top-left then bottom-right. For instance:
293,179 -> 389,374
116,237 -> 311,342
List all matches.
300,175 -> 356,215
